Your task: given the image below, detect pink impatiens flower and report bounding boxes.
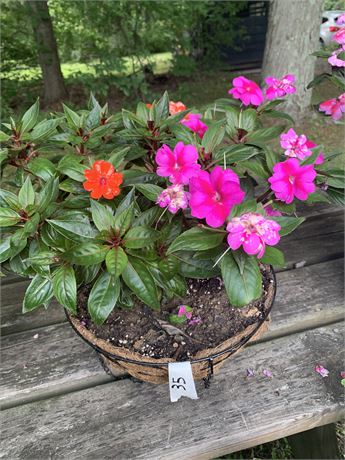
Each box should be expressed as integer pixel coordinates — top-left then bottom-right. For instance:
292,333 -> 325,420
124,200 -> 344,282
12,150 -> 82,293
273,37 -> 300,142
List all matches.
228,76 -> 264,106
265,74 -> 296,100
178,305 -> 192,319
265,205 -> 282,217
280,128 -> 312,160
181,113 -> 208,139
315,365 -> 329,378
226,212 -> 281,258
332,27 -> 345,45
328,47 -> 345,67
155,141 -> 201,185
156,184 -> 189,214
305,140 -> 325,165
189,166 -> 245,228
337,13 -> 345,25
319,94 -> 345,121
268,158 -> 317,204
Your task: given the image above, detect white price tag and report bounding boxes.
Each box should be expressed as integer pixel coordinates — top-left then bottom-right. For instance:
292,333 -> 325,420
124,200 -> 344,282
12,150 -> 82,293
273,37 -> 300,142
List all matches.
168,361 -> 198,402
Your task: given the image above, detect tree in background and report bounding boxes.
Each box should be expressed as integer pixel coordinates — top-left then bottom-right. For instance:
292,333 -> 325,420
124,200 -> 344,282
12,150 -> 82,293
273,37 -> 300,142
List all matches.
262,0 -> 324,119
27,0 -> 67,106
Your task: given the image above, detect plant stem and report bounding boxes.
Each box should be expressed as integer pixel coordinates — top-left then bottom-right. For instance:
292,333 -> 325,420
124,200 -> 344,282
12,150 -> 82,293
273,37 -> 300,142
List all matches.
213,246 -> 231,268
155,206 -> 168,229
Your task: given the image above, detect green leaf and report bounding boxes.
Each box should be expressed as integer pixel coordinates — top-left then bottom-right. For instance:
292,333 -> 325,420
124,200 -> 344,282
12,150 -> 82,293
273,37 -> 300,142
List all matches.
225,106 -> 239,136
90,200 -> 114,232
58,154 -> 85,182
301,146 -> 323,166
167,227 -> 224,254
30,118 -> 63,141
0,189 -> 21,210
62,243 -> 109,265
47,213 -> 97,242
264,146 -> 280,172
240,108 -> 257,131
59,178 -> 84,194
133,206 -> 161,228
36,177 -> 59,213
108,147 -> 130,169
326,187 -> 345,206
230,199 -> 257,218
323,169 -> 345,188
105,246 -> 128,277
0,208 -> 21,227
221,252 -> 262,307
21,99 -> 39,133
262,109 -> 294,125
23,212 -> 40,235
241,158 -> 270,179
201,120 -> 226,154
75,264 -> 101,285
112,202 -> 134,236
27,158 -> 56,181
18,176 -> 35,208
155,91 -> 170,122
63,104 -> 82,130
0,236 -> 14,263
123,226 -> 159,249
122,257 -> 160,309
135,183 -> 163,201
246,125 -> 285,143
88,272 -> 120,325
52,265 -> 77,313
260,246 -> 285,267
0,131 -> 10,142
23,275 -> 53,312
158,255 -> 179,280
271,216 -> 305,236
214,144 -> 259,164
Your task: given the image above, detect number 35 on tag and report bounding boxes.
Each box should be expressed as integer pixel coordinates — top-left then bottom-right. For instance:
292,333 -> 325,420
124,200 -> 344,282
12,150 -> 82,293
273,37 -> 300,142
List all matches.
168,361 -> 198,402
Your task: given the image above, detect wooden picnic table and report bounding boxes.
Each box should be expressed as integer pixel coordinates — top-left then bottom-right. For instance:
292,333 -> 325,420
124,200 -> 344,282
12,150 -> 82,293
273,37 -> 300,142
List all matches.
1,203 -> 344,459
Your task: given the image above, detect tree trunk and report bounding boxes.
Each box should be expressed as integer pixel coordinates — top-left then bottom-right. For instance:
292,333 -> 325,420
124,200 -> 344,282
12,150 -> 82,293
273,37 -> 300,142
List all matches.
27,0 -> 67,106
262,0 -> 323,120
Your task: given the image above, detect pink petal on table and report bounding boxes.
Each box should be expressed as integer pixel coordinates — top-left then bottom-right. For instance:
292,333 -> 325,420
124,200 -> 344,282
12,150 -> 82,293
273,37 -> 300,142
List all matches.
315,365 -> 329,377
263,369 -> 273,378
340,371 -> 345,379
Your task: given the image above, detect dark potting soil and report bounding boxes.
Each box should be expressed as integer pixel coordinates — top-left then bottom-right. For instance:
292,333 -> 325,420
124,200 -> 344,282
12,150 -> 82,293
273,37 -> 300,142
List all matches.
76,265 -> 274,361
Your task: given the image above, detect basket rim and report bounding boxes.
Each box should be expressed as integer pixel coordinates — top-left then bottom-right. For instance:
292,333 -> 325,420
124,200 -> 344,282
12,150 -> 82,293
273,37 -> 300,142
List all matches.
65,266 -> 276,369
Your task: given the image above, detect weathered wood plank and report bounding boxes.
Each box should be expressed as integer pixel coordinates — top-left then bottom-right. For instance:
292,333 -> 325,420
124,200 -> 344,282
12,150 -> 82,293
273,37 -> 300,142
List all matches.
1,259 -> 343,409
1,324 -> 343,460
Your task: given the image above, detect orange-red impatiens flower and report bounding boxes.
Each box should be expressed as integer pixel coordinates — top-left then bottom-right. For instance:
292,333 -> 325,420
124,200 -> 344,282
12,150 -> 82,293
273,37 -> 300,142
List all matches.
83,160 -> 123,199
169,101 -> 186,115
146,103 -> 153,109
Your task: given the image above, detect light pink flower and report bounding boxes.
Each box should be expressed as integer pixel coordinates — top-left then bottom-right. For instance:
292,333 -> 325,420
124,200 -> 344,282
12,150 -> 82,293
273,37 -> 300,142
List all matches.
178,305 -> 192,319
315,365 -> 329,378
328,46 -> 345,67
188,316 -> 202,326
181,113 -> 208,139
319,94 -> 345,120
305,140 -> 325,165
268,158 -> 316,204
155,141 -> 201,185
337,13 -> 345,25
246,368 -> 255,377
332,27 -> 345,44
156,184 -> 189,214
280,128 -> 312,160
263,369 -> 273,378
189,166 -> 245,228
265,205 -> 282,217
226,212 -> 281,258
228,76 -> 264,106
340,371 -> 345,378
265,74 -> 296,100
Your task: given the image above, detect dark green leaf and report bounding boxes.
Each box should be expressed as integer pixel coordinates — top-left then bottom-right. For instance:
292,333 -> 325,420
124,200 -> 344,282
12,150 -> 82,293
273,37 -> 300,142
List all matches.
90,200 -> 114,232
18,176 -> 35,208
221,252 -> 262,307
52,265 -> 77,313
260,246 -> 285,267
0,208 -> 21,227
135,183 -> 163,201
270,216 -> 305,236
27,158 -> 56,181
167,227 -> 224,254
58,154 -> 85,182
124,226 -> 159,249
246,125 -> 285,142
88,272 -> 120,325
47,213 -> 97,242
112,202 -> 134,236
201,120 -> 226,154
36,177 -> 59,213
23,275 -> 53,312
62,243 -> 109,265
105,246 -> 128,277
21,99 -> 39,133
30,118 -> 63,141
230,199 -> 257,218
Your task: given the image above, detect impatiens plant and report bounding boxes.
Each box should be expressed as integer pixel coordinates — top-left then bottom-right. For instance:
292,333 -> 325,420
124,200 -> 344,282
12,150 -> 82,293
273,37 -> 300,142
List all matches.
0,77 -> 343,325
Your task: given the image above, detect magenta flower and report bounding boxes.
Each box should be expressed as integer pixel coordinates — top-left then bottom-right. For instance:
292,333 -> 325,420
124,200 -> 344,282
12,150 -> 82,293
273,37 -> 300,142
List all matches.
332,27 -> 345,45
319,94 -> 345,121
155,141 -> 201,185
156,184 -> 189,214
181,113 -> 208,139
228,76 -> 264,106
328,47 -> 345,67
268,158 -> 316,204
178,305 -> 192,319
265,74 -> 296,100
305,140 -> 325,165
265,205 -> 282,217
315,365 -> 329,378
280,128 -> 312,160
337,13 -> 345,25
188,317 -> 202,326
263,369 -> 273,378
226,212 -> 281,258
189,166 -> 245,228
